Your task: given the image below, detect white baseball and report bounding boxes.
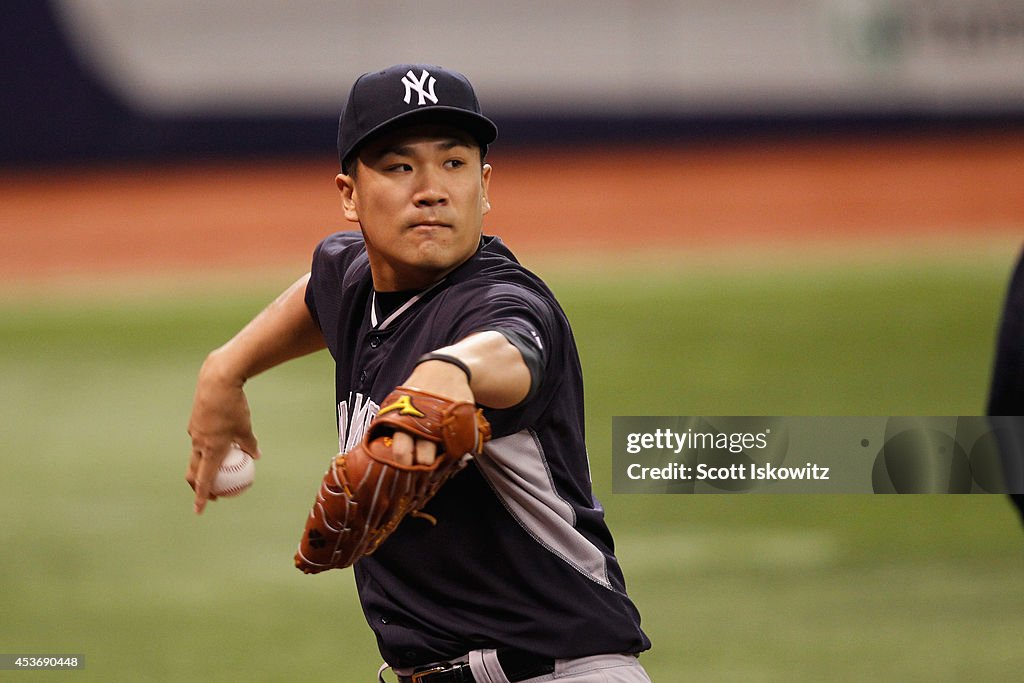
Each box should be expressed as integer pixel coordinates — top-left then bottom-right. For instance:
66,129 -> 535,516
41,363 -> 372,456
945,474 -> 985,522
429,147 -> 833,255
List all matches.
212,444 -> 255,497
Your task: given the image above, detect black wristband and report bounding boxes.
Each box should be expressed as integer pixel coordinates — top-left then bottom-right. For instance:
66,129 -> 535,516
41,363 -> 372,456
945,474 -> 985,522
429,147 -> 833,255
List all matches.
416,352 -> 472,383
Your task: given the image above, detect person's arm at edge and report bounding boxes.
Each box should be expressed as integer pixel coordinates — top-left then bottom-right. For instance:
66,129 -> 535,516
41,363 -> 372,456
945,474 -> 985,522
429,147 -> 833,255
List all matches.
186,273 -> 326,514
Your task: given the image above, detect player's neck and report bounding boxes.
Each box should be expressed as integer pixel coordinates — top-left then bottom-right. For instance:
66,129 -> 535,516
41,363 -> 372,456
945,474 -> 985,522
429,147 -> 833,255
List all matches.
374,288 -> 421,321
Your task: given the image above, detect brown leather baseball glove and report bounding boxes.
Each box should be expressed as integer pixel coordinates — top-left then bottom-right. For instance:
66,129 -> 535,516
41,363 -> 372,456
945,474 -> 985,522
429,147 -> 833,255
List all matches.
294,387 -> 491,573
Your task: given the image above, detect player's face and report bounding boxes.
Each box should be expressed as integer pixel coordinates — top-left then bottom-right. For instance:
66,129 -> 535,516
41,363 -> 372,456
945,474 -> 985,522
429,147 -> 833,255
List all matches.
338,124 -> 492,292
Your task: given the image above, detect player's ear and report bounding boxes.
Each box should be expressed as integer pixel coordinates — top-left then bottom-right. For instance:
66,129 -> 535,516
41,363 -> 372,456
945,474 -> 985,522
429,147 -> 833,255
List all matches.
480,163 -> 492,215
336,173 -> 359,223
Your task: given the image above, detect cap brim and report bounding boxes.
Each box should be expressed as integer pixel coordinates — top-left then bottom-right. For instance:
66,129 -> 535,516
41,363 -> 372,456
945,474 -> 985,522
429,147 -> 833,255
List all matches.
341,107 -> 497,171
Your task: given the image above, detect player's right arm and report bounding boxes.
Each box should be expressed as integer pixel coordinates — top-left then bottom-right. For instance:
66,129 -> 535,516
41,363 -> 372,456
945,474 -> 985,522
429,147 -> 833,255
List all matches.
187,273 -> 326,514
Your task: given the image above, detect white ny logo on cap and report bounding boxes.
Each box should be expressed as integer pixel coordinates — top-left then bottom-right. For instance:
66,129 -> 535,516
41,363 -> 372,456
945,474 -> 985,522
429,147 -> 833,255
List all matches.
402,69 -> 438,106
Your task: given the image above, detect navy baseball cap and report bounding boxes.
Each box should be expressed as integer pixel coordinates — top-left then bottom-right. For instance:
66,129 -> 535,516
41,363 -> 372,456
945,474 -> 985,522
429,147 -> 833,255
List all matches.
338,64 -> 498,172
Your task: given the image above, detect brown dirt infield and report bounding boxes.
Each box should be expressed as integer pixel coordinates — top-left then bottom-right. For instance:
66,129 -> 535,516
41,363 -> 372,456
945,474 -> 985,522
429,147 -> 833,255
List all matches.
2,131 -> 1022,283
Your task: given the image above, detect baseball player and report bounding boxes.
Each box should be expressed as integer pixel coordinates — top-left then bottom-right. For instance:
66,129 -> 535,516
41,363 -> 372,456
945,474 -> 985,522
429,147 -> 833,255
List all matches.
988,244 -> 1024,522
186,64 -> 652,682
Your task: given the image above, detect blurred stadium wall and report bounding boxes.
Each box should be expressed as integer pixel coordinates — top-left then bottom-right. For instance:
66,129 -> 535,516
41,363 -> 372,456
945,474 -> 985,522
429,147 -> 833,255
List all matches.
3,0 -> 1024,166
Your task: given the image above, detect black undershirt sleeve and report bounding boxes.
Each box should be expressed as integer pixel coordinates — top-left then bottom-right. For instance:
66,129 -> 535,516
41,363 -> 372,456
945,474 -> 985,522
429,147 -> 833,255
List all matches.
484,326 -> 545,406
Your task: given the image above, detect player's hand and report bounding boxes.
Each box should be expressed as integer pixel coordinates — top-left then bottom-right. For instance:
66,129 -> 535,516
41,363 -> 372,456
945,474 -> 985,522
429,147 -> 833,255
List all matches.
186,354 -> 261,514
390,358 -> 474,466
295,386 -> 490,572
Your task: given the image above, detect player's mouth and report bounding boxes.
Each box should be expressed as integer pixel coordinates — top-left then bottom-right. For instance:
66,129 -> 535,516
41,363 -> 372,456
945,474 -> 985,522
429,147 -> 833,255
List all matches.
407,220 -> 452,231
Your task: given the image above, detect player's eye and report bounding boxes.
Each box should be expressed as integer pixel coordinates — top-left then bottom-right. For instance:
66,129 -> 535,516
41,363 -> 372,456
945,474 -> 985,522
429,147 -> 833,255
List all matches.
385,163 -> 412,173
444,159 -> 465,169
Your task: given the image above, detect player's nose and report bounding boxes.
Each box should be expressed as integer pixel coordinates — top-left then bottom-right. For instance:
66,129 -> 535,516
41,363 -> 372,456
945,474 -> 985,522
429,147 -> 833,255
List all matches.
414,192 -> 447,207
412,168 -> 448,207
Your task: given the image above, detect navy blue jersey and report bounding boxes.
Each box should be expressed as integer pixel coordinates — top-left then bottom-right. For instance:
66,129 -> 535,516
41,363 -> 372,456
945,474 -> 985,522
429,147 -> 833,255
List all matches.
989,247 -> 1024,417
305,231 -> 650,668
988,246 -> 1024,518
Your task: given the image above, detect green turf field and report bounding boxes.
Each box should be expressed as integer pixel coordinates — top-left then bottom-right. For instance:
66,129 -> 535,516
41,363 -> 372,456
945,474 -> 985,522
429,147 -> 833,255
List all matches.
2,246 -> 1023,681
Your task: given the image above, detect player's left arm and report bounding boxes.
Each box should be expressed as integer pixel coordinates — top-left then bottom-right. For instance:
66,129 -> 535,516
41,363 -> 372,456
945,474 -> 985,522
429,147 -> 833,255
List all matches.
417,330 -> 531,408
389,330 -> 531,465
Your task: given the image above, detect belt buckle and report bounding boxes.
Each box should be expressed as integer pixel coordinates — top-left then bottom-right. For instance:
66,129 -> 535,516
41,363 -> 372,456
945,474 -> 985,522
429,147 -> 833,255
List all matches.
410,665 -> 448,682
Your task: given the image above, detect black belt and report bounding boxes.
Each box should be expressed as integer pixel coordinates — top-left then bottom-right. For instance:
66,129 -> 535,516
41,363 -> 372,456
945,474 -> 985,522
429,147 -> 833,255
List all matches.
397,648 -> 555,683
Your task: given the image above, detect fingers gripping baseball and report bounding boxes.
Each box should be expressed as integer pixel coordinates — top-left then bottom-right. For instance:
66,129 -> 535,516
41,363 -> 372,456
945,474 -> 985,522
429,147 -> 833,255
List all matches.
186,364 -> 261,514
294,387 -> 491,573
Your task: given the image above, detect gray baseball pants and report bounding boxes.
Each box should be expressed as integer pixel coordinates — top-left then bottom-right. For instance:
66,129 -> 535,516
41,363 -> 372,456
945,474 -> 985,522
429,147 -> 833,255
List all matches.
381,650 -> 652,682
